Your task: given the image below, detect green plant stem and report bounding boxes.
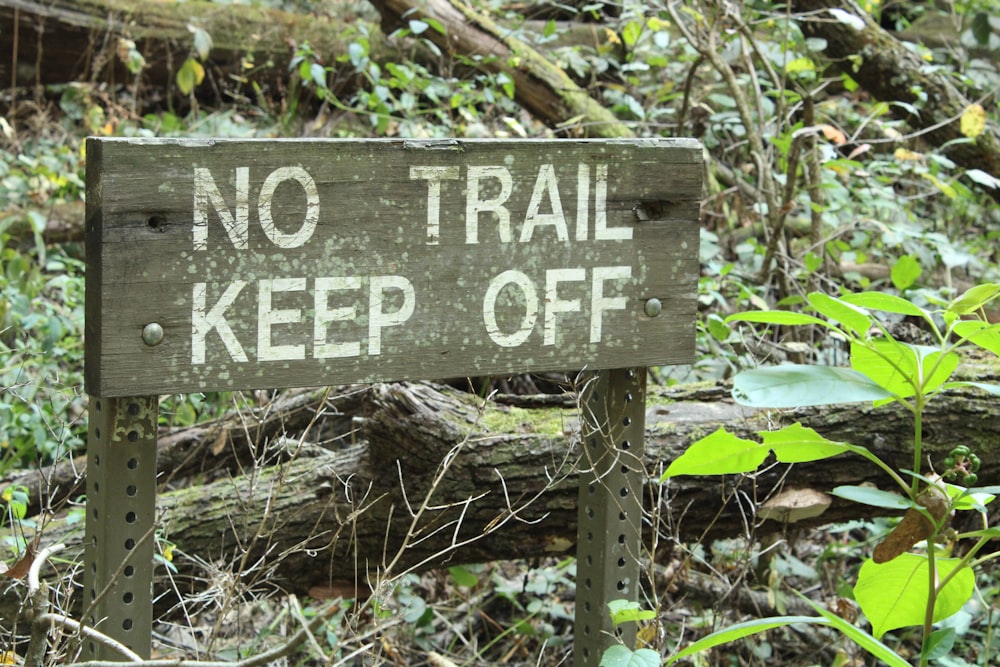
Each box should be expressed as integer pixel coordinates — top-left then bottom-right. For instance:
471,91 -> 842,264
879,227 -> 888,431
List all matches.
849,445 -> 911,496
911,396 -> 924,498
920,540 -> 937,667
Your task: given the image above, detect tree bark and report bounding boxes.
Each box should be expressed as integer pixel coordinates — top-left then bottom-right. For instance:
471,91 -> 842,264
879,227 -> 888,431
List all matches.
366,0 -> 633,137
792,0 -> 1000,200
6,379 -> 999,620
0,0 -> 378,100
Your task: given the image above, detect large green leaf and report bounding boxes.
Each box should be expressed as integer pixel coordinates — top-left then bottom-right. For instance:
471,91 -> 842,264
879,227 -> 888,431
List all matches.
725,310 -> 832,327
799,596 -> 911,667
854,554 -> 975,638
831,485 -> 911,510
601,646 -> 660,667
732,365 -> 893,407
850,340 -> 958,399
952,320 -> 1000,357
759,423 -> 851,463
660,428 -> 766,479
947,283 -> 1000,315
807,292 -> 872,337
942,381 -> 1000,397
665,616 -> 822,665
840,292 -> 929,318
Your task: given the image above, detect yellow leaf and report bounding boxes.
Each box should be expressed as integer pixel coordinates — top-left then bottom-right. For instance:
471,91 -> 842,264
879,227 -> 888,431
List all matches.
821,124 -> 847,145
922,173 -> 957,199
894,147 -> 923,161
604,28 -> 620,45
0,650 -> 18,664
960,103 -> 986,138
176,57 -> 205,95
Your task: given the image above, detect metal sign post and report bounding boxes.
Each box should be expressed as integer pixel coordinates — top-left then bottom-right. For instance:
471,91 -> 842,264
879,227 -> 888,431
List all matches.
82,396 -> 158,660
575,368 -> 646,665
83,138 -> 701,660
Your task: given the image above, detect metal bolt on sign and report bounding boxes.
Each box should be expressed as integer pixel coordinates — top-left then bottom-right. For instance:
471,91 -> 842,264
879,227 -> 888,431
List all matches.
575,368 -> 647,666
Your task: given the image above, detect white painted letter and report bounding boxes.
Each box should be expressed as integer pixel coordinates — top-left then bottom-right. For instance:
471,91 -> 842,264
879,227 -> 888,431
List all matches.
191,281 -> 248,364
258,166 -> 320,248
483,270 -> 538,347
544,268 -> 585,346
411,166 -> 460,245
520,164 -> 568,242
593,164 -> 631,240
368,275 -> 416,356
575,163 -> 589,241
193,167 -> 249,250
314,276 -> 361,359
590,266 -> 631,343
257,278 -> 306,361
465,166 -> 513,244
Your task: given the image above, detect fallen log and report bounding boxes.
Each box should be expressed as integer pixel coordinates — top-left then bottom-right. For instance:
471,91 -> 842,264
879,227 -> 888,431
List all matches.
367,0 -> 632,137
4,379 -> 998,621
0,0 -> 377,101
792,0 -> 1000,200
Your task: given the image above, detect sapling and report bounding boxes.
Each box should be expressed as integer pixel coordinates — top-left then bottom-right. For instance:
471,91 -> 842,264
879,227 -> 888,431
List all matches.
648,283 -> 1000,665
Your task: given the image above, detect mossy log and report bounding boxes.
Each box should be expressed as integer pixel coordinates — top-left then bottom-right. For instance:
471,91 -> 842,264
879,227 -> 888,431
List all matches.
4,379 -> 999,620
0,0 -> 378,100
792,0 -> 1000,200
367,0 -> 633,137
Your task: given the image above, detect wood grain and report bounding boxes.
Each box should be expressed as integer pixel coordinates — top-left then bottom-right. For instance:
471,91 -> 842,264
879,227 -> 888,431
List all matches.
86,138 -> 702,396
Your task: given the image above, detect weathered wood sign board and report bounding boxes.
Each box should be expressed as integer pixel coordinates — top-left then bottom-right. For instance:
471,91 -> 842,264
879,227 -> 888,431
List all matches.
85,138 -> 701,397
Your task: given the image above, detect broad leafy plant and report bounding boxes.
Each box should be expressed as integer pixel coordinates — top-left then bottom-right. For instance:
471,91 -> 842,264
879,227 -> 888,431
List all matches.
659,283 -> 1000,665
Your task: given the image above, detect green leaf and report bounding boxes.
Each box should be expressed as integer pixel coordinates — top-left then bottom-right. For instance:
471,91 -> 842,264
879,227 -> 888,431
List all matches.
971,11 -> 991,45
608,600 -> 657,626
190,25 -> 213,60
890,255 -> 922,291
621,21 -> 643,47
175,57 -> 204,95
448,565 -> 479,588
941,381 -> 1000,396
830,485 -> 911,510
957,527 -> 1000,539
840,292 -> 929,318
850,340 -> 958,399
732,365 -> 893,408
310,63 -> 328,89
854,554 -> 974,638
797,595 -> 911,667
660,428 -> 766,479
966,168 -> 1000,189
665,616 -> 823,665
760,423 -> 851,463
944,483 -> 995,511
726,310 -> 832,328
807,292 -> 871,337
948,283 -> 1000,315
601,645 -> 660,667
952,320 -> 1000,356
926,627 -> 956,660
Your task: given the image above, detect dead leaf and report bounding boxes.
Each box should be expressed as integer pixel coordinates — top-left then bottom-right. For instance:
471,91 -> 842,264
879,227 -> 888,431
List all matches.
759,488 -> 831,523
1,535 -> 41,580
873,484 -> 950,563
821,124 -> 847,145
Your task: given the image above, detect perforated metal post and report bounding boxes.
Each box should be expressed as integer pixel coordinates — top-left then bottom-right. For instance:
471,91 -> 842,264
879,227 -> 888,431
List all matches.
83,395 -> 158,660
575,368 -> 646,666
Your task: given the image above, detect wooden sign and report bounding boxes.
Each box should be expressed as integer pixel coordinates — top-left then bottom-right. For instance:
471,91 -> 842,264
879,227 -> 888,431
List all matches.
85,138 -> 701,397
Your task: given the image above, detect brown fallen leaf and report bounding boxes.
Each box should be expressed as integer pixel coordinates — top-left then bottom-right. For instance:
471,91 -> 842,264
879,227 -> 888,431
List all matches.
873,484 -> 951,564
1,534 -> 41,580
